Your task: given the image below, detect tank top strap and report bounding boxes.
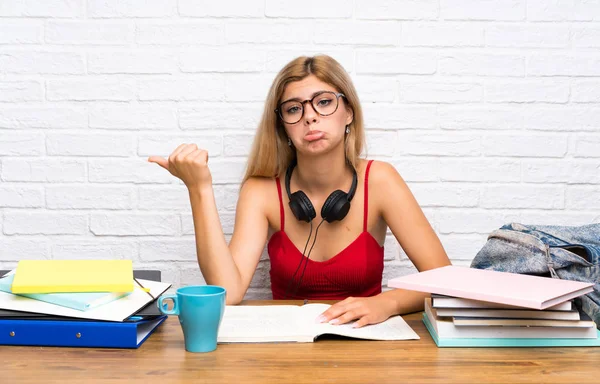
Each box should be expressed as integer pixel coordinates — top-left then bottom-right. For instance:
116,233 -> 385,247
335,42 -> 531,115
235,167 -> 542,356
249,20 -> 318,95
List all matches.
275,177 -> 285,231
363,160 -> 374,232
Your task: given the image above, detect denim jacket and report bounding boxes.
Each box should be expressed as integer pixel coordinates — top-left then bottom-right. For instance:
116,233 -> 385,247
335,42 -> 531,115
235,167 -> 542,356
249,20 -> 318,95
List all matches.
470,223 -> 600,328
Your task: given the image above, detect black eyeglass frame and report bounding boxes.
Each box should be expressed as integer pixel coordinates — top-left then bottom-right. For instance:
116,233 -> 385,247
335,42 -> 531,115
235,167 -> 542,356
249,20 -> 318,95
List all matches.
275,91 -> 346,124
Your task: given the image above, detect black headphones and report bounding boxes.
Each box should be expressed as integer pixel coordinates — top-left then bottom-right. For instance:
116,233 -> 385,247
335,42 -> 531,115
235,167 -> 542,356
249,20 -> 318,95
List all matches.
285,159 -> 357,223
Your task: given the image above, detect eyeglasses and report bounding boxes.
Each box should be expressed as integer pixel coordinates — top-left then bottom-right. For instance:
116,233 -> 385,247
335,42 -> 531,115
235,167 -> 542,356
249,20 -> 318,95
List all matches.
275,91 -> 345,124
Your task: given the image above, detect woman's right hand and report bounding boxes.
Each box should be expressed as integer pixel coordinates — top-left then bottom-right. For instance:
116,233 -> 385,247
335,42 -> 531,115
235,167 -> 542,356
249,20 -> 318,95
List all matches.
148,143 -> 212,190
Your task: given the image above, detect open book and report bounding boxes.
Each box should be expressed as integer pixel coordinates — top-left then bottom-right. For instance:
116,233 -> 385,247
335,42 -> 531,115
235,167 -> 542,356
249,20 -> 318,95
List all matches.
217,304 -> 420,343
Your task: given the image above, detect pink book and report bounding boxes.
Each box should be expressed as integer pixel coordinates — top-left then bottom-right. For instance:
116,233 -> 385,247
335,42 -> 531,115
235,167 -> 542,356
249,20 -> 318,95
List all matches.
387,266 -> 594,310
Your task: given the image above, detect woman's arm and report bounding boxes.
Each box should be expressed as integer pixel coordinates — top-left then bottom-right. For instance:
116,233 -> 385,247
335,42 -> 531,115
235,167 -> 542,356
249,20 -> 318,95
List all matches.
188,178 -> 270,304
374,161 -> 451,313
375,161 -> 451,275
149,144 -> 270,304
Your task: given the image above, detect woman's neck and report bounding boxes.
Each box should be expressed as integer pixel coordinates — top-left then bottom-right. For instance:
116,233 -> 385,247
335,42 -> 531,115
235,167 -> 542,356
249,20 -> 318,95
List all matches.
293,150 -> 353,196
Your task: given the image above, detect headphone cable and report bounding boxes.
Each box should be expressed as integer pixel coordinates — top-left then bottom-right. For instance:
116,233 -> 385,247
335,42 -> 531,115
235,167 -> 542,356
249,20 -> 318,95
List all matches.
290,218 -> 325,299
283,220 -> 313,300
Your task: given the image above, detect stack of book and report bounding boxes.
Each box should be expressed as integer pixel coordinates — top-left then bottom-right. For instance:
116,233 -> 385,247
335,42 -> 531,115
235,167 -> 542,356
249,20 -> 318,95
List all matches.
0,260 -> 171,349
388,265 -> 600,347
423,295 -> 599,347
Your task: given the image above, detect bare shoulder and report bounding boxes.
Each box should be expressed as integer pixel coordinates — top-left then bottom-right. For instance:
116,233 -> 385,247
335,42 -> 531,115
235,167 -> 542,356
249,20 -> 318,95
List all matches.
238,176 -> 281,231
363,160 -> 405,188
363,160 -> 412,213
239,176 -> 278,206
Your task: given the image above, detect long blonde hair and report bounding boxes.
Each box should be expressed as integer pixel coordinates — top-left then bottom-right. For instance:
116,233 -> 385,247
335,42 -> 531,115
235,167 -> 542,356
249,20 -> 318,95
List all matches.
242,55 -> 365,184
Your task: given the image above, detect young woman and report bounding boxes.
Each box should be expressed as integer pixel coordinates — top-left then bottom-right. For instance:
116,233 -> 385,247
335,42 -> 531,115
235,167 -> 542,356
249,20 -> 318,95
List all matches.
149,55 -> 451,328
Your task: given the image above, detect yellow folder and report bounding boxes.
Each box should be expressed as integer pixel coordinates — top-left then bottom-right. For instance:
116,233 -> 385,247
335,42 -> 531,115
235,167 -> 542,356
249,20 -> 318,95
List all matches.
11,260 -> 134,294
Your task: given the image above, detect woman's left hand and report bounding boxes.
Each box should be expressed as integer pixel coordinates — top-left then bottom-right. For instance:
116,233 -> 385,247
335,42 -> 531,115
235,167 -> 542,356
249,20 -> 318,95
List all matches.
315,295 -> 398,328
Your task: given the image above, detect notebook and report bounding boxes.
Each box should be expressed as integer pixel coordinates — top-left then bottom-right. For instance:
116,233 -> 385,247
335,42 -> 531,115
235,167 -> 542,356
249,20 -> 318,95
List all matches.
388,266 -> 594,310
11,260 -> 134,294
0,274 -> 130,311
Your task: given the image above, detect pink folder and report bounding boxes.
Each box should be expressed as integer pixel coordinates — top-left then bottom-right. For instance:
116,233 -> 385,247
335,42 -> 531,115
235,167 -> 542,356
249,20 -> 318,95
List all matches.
387,266 -> 594,310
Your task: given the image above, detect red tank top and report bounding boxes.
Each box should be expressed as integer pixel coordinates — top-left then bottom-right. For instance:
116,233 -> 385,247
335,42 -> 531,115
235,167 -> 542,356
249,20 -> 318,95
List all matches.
267,160 -> 384,300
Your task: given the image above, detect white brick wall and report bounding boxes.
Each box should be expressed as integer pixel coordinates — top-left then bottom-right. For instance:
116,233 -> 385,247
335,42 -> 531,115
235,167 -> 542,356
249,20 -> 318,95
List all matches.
1,1 -> 600,298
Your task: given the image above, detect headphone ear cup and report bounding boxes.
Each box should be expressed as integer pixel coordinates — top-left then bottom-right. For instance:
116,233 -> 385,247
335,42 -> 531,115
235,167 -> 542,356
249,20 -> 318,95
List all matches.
289,191 -> 316,223
321,190 -> 350,223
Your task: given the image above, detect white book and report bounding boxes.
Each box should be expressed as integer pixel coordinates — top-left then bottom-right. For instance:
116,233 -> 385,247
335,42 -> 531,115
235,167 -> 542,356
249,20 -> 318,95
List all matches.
425,299 -> 597,339
217,304 -> 420,343
435,307 -> 581,321
431,294 -> 574,311
452,314 -> 595,328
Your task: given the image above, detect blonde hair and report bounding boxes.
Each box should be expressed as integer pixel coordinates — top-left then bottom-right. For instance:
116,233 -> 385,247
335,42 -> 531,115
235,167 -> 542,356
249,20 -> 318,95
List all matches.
242,55 -> 365,184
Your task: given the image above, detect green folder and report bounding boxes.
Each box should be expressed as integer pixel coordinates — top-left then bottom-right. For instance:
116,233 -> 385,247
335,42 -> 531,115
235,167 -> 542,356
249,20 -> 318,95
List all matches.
423,313 -> 600,348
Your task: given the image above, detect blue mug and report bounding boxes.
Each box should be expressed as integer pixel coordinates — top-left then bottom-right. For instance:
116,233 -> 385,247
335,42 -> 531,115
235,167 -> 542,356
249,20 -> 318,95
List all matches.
158,285 -> 226,353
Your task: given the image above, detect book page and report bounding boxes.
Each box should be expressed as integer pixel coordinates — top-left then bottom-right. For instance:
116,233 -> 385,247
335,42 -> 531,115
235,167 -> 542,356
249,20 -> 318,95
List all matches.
218,305 -> 314,343
299,304 -> 420,341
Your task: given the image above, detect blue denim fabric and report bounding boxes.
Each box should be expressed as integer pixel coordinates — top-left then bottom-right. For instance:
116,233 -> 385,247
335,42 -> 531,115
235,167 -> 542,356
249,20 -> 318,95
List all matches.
470,223 -> 600,329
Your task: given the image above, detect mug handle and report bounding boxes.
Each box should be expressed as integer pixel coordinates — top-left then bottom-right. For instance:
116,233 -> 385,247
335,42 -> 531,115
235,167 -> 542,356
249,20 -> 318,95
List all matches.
158,294 -> 179,315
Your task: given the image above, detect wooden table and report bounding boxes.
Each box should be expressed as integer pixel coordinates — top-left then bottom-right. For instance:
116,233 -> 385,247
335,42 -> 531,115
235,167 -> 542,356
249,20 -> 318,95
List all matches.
2,300 -> 599,384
